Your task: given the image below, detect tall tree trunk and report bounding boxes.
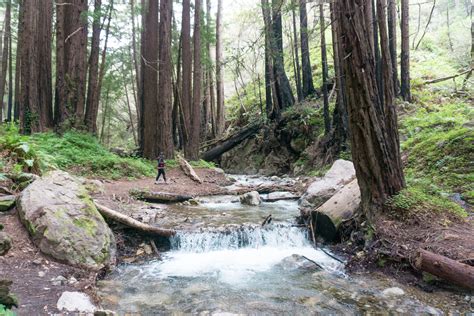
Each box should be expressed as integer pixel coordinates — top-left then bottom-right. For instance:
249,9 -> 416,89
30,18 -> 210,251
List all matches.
158,0 -> 174,158
189,0 -> 202,160
0,1 -> 11,122
446,5 -> 453,52
262,0 -> 280,119
215,0 -> 225,135
19,0 -> 53,133
299,0 -> 315,98
373,0 -> 384,111
336,0 -> 405,218
320,4 -> 330,135
387,0 -> 400,95
291,1 -> 302,102
7,20 -> 13,122
55,0 -> 88,128
130,0 -> 141,125
140,0 -> 159,159
181,0 -> 192,156
330,2 -> 348,151
85,0 -> 102,133
14,0 -> 23,122
400,0 -> 411,102
272,0 -> 295,111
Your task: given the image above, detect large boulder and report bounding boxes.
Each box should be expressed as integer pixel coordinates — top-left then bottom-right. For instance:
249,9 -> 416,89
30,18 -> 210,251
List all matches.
17,171 -> 116,270
312,179 -> 361,242
299,159 -> 356,208
57,291 -> 96,313
240,191 -> 262,206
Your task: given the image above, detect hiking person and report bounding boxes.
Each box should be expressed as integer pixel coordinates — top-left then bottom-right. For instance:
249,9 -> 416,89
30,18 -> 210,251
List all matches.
155,153 -> 167,184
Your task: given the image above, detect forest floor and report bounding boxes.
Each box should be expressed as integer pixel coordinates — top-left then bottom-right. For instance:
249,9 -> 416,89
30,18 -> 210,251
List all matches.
0,208 -> 99,315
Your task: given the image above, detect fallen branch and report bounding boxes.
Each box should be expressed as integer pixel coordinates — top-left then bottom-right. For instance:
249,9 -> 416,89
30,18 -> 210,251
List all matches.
178,155 -> 203,183
94,202 -> 176,237
261,214 -> 272,227
414,249 -> 474,290
420,68 -> 472,85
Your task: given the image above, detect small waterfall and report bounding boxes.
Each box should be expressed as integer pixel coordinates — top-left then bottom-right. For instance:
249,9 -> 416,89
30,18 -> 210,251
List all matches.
170,224 -> 310,253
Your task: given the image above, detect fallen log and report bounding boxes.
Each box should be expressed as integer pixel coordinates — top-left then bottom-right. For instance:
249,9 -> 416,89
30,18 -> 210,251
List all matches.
414,249 -> 474,290
178,155 -> 203,183
419,68 -> 472,86
95,202 -> 176,237
201,123 -> 262,161
311,180 -> 360,242
130,189 -> 193,203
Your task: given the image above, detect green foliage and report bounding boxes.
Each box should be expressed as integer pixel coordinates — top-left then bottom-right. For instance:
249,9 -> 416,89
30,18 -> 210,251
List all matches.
400,99 -> 473,195
386,185 -> 467,218
0,304 -> 16,316
0,125 -> 155,179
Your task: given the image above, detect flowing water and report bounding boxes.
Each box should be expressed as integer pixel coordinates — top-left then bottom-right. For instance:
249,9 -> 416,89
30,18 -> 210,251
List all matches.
98,176 -> 470,315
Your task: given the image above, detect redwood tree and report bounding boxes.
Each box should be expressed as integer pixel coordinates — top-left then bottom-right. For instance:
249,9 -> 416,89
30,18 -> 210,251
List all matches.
400,0 -> 411,101
140,0 -> 159,159
55,0 -> 88,128
299,0 -> 315,98
181,0 -> 192,157
157,0 -> 174,158
336,0 -> 405,218
0,0 -> 11,121
215,0 -> 225,135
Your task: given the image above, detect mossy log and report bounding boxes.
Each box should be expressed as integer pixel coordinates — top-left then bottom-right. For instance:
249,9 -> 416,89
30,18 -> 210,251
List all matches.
311,180 -> 360,242
414,249 -> 474,290
178,156 -> 203,183
95,202 -> 176,237
130,189 -> 193,203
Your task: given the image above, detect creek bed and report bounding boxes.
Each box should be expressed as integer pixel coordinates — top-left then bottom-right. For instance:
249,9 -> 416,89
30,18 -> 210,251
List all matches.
97,176 -> 469,314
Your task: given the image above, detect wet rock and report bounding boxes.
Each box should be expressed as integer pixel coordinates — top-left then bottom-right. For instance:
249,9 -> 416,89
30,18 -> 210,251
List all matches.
51,275 -> 67,286
17,170 -> 116,270
382,287 -> 405,297
94,310 -> 117,316
0,196 -> 16,212
277,254 -> 323,271
240,191 -> 262,206
264,191 -> 299,202
299,159 -> 356,208
57,291 -> 96,313
0,232 -> 12,256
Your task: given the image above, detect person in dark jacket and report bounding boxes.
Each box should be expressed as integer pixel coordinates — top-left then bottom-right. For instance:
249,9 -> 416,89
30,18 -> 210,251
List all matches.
155,153 -> 167,184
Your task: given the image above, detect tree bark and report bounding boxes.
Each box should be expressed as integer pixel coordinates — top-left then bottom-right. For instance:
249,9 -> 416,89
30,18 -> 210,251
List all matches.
400,0 -> 411,102
189,0 -> 202,160
140,0 -> 159,159
387,0 -> 400,95
13,0 -> 23,122
272,0 -> 295,110
95,202 -> 176,237
336,0 -> 405,218
181,0 -> 192,156
85,0 -> 103,133
130,0 -> 141,126
320,4 -> 330,135
215,0 -> 225,135
158,0 -> 174,158
414,249 -> 474,290
414,0 -> 436,51
19,0 -> 53,133
292,1 -> 302,102
55,0 -> 88,128
6,20 -> 12,122
0,1 -> 10,122
300,0 -> 315,99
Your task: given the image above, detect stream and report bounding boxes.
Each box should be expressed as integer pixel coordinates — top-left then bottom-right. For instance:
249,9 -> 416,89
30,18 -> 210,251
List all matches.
97,175 -> 468,315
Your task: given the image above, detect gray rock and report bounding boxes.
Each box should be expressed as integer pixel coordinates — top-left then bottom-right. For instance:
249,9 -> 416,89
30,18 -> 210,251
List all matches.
17,170 -> 116,270
51,275 -> 67,286
299,159 -> 356,208
382,287 -> 405,297
277,254 -> 323,271
264,191 -> 299,202
0,196 -> 16,212
38,271 -> 46,277
57,291 -> 96,313
0,232 -> 12,256
240,191 -> 262,206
